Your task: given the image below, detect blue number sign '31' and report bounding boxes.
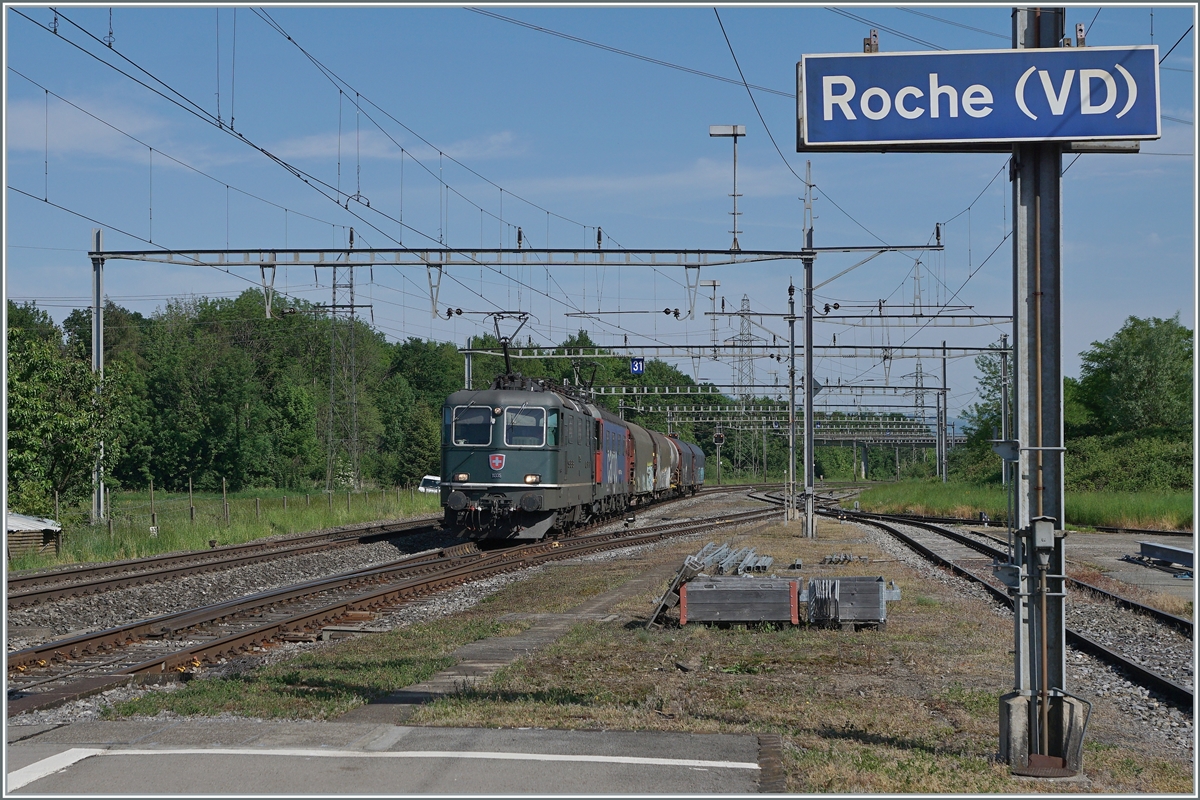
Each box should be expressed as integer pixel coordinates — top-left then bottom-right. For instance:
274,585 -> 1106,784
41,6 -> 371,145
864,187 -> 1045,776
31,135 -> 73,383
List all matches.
630,357 -> 645,375
798,46 -> 1159,147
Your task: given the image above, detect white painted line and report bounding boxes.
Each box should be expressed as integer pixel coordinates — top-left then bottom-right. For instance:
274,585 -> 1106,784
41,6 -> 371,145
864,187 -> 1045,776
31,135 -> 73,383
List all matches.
6,745 -> 758,790
7,748 -> 106,792
94,747 -> 760,770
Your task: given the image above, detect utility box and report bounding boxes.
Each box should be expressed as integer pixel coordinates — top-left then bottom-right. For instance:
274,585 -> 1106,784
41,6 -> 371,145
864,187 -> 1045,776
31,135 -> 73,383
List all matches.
806,576 -> 900,630
679,576 -> 799,625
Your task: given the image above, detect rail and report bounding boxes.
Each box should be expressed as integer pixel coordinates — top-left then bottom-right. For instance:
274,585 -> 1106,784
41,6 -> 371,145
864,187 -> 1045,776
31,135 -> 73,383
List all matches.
8,506 -> 782,713
7,517 -> 441,608
820,509 -> 1193,708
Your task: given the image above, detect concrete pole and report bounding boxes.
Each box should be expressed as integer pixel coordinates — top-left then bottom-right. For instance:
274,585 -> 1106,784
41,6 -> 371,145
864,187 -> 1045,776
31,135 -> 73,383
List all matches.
90,229 -> 105,523
803,240 -> 816,537
787,282 -> 797,522
941,341 -> 948,483
998,6 -> 1081,778
464,335 -> 473,389
800,160 -> 816,537
1001,333 -> 1010,485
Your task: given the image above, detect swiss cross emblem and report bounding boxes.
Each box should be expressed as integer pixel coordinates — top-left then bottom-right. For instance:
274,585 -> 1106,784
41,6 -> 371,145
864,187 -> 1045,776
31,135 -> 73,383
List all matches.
489,453 -> 506,470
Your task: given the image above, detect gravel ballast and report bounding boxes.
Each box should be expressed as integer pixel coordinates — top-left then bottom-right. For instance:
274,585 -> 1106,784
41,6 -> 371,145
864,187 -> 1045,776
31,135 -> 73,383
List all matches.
862,519 -> 1194,764
9,496 -> 1190,769
6,530 -> 460,652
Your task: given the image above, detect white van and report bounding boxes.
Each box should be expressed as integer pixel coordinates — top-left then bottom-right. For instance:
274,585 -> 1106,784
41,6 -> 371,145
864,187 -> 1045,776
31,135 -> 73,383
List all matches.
418,475 -> 441,494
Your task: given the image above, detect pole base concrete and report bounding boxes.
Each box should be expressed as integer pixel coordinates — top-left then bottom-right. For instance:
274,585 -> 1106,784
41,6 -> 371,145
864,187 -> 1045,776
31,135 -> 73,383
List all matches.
999,691 -> 1089,777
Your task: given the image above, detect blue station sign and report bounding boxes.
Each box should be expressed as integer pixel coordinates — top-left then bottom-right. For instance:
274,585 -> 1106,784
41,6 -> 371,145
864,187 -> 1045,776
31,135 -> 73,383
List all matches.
797,46 -> 1160,149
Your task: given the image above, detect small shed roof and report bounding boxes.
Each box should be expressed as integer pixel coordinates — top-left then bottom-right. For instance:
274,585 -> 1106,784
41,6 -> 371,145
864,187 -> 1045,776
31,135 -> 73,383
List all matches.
5,511 -> 62,533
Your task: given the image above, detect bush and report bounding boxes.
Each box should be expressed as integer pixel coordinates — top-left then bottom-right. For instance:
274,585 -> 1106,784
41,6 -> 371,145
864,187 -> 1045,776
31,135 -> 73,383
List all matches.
1065,429 -> 1192,492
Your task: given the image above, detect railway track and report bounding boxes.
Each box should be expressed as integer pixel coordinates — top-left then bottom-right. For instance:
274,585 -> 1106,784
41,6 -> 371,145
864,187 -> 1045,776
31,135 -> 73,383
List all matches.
7,505 -> 782,715
857,511 -> 1194,639
6,517 -> 443,609
847,508 -> 1191,538
9,484 -> 768,609
824,509 -> 1193,709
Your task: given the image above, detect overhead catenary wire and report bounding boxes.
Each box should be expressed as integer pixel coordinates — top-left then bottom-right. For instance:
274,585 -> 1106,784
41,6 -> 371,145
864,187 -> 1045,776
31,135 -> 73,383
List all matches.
30,9 -> 873,347
715,5 -> 998,408
1159,25 -> 1193,64
252,15 -> 578,258
712,9 -> 951,268
15,9 -> 446,252
897,8 -> 1008,40
19,5 -> 637,348
467,7 -> 795,99
12,59 -> 943,435
713,8 -> 805,189
824,7 -> 946,51
252,8 -> 597,234
20,8 -> 1021,397
7,185 -> 312,310
18,102 -> 672,357
236,11 -> 693,346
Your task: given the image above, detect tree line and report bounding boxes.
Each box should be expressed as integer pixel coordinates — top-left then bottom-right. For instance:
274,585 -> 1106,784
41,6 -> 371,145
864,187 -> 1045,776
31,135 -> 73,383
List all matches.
7,292 -> 754,519
8,291 -> 461,517
955,314 -> 1193,490
18,292 -> 1167,523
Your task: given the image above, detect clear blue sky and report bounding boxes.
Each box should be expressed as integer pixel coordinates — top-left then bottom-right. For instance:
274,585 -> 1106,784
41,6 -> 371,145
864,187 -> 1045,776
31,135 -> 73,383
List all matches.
4,4 -> 1195,424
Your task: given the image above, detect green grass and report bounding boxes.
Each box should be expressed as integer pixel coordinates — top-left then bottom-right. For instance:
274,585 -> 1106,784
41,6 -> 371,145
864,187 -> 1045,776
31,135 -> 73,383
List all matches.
104,616 -> 527,720
848,482 -> 1008,519
849,481 -> 1193,531
1062,491 -> 1193,531
8,488 -> 442,571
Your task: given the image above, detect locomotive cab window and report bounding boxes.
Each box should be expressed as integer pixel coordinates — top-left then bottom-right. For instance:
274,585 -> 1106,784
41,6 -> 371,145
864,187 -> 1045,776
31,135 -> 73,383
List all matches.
547,410 -> 559,446
505,407 -> 546,447
452,405 -> 492,446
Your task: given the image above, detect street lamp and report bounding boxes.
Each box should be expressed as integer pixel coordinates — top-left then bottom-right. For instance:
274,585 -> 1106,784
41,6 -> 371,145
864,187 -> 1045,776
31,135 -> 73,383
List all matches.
709,125 -> 745,251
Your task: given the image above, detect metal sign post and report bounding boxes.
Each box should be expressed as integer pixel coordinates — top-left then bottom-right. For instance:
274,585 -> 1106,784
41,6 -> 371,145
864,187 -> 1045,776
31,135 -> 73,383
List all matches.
998,8 -> 1083,778
791,6 -> 1155,777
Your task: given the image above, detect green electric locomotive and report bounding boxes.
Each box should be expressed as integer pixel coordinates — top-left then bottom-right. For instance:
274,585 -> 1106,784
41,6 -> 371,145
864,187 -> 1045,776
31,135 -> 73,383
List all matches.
440,374 -> 704,540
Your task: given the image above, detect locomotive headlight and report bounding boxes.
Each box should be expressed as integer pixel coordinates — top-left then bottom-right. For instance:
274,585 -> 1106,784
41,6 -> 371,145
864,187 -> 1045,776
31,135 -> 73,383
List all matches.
453,472 -> 470,482
524,474 -> 541,485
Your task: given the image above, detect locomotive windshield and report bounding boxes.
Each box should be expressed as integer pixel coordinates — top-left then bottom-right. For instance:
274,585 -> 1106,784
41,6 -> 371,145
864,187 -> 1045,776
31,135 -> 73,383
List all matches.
505,406 -> 545,447
452,405 -> 492,445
